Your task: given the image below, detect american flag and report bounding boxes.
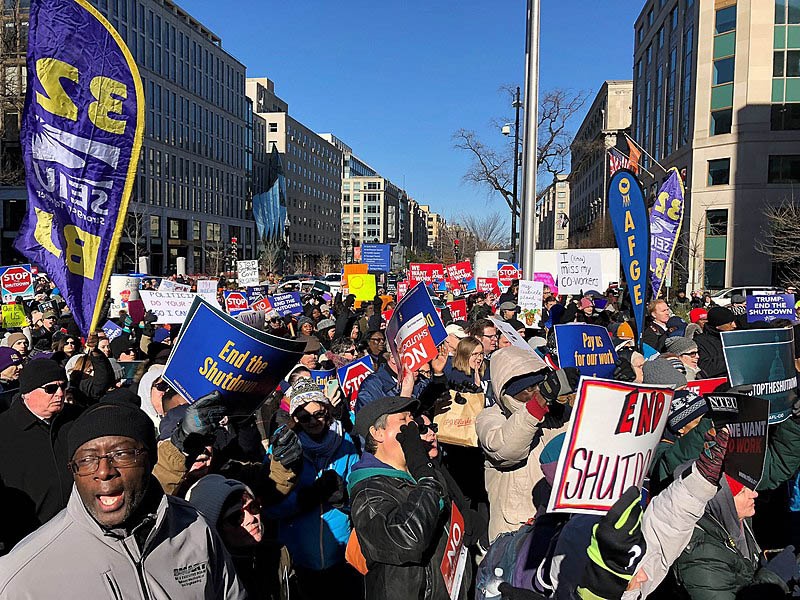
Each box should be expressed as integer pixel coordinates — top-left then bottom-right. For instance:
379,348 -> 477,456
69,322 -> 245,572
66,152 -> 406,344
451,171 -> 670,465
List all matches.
608,148 -> 629,176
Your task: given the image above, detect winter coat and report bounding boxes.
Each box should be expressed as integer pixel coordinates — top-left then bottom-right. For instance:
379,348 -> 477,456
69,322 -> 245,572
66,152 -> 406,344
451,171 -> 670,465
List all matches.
694,326 -> 727,378
475,346 -> 568,540
355,364 -> 445,413
263,431 -> 359,570
641,321 -> 668,352
0,397 -> 82,553
0,483 -> 245,599
348,453 -> 466,600
672,479 -> 788,600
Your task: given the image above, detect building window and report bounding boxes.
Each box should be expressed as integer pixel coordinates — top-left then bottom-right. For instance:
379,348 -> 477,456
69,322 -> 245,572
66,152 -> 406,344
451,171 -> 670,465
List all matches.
776,0 -> 800,24
711,108 -> 733,135
150,215 -> 160,237
671,6 -> 679,30
715,5 -> 736,35
768,154 -> 800,182
708,158 -> 730,185
706,209 -> 728,236
704,261 -> 726,289
713,56 -> 735,84
771,103 -> 800,129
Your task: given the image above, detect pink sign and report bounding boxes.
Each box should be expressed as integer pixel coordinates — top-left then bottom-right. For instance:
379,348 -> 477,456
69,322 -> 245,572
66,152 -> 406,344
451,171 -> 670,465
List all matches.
534,272 -> 558,297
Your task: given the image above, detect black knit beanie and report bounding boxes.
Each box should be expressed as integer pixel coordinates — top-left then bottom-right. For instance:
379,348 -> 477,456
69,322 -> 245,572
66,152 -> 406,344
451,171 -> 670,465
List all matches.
67,402 -> 157,461
19,359 -> 66,394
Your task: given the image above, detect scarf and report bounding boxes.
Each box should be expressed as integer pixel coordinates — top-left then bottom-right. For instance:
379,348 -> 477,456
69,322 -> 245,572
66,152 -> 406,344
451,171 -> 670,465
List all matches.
299,419 -> 343,472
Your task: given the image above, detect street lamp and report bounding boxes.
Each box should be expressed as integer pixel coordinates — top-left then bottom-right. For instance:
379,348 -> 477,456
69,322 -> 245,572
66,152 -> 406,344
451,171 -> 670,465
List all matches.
502,86 -> 523,263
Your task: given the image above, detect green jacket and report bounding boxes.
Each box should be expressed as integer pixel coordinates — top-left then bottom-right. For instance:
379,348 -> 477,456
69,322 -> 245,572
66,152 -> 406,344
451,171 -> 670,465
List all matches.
650,416 -> 800,494
673,513 -> 787,600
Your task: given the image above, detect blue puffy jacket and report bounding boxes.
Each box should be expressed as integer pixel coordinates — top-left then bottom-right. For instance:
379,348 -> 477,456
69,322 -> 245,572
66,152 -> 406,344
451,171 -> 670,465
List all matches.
264,431 -> 360,570
355,364 -> 429,412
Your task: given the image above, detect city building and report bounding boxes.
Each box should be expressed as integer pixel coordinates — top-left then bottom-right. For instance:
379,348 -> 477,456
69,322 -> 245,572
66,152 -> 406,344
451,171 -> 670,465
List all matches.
246,77 -> 342,273
568,80 -> 632,248
633,0 -> 800,289
1,0 -> 259,274
419,204 -> 446,251
536,174 -> 570,250
341,175 -> 401,252
407,198 -> 430,254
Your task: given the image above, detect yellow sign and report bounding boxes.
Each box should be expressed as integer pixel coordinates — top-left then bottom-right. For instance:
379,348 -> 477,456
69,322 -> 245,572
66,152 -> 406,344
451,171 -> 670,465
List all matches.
2,304 -> 29,328
349,274 -> 376,302
342,263 -> 369,287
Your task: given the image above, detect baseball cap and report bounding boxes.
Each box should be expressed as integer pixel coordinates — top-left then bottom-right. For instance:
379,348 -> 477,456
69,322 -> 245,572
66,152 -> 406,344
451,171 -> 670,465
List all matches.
354,396 -> 419,437
445,324 -> 468,339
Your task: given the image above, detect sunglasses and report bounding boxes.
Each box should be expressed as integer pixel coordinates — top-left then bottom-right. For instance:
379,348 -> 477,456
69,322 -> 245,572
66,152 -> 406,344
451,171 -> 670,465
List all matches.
296,409 -> 328,424
40,382 -> 67,394
222,495 -> 260,527
368,338 -> 386,344
681,351 -> 699,357
414,418 -> 438,435
64,341 -> 76,346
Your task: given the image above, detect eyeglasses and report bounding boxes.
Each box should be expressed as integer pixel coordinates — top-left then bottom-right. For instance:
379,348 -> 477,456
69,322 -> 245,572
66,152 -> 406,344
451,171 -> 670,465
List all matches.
222,495 -> 261,527
40,382 -> 67,394
415,419 -> 438,435
297,409 -> 328,424
368,338 -> 386,344
470,351 -> 485,358
69,448 -> 147,476
64,341 -> 75,346
154,380 -> 171,392
481,333 -> 499,339
681,351 -> 699,357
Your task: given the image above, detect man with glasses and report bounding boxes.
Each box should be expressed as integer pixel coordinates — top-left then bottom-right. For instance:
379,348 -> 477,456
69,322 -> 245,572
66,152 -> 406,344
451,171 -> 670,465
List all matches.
0,401 -> 245,598
31,310 -> 59,348
466,318 -> 499,357
0,360 -> 79,553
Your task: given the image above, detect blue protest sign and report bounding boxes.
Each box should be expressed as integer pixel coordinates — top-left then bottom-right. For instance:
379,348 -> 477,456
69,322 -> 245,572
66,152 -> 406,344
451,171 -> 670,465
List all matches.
309,369 -> 336,390
722,327 -> 797,424
608,169 -> 649,345
361,243 -> 392,272
554,323 -> 618,378
746,294 -> 795,323
101,320 -> 124,341
246,285 -> 270,304
386,282 -> 447,375
163,297 -> 304,416
269,292 -> 304,316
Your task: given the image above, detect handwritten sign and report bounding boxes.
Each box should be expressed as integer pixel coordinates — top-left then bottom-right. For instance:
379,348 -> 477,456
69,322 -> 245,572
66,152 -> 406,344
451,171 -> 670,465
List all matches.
548,377 -> 673,515
1,304 -> 28,328
236,260 -> 260,287
139,290 -> 196,324
517,280 -> 544,328
557,251 -> 603,295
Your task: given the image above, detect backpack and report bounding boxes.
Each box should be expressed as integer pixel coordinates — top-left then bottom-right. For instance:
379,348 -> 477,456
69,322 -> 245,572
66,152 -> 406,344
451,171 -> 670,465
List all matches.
474,524 -> 535,599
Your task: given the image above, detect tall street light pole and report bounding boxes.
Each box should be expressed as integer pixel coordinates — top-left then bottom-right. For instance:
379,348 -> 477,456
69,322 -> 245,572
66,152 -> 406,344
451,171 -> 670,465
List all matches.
510,86 -> 522,264
519,0 -> 540,276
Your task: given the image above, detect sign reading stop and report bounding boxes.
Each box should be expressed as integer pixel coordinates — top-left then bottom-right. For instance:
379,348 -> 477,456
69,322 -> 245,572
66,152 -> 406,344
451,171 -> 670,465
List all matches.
223,290 -> 249,316
337,356 -> 375,411
0,264 -> 34,302
497,263 -> 521,288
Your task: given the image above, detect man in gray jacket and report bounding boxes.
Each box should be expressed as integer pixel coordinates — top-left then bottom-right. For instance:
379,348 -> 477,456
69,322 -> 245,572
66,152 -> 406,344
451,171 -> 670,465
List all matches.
0,401 -> 245,599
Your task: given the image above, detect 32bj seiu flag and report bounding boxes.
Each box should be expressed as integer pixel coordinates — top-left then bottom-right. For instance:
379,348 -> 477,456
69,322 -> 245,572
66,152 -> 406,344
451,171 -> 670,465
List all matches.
649,168 -> 685,298
16,0 -> 144,335
608,169 -> 649,345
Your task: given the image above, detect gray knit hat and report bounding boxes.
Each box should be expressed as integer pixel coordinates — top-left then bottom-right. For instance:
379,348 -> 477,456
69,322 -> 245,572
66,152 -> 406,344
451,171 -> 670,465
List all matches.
663,337 -> 698,356
288,377 -> 329,416
186,474 -> 250,532
642,358 -> 688,389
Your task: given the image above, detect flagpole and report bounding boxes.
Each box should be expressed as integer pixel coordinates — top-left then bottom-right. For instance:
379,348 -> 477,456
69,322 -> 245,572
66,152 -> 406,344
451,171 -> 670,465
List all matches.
519,0 -> 540,276
624,133 -> 668,175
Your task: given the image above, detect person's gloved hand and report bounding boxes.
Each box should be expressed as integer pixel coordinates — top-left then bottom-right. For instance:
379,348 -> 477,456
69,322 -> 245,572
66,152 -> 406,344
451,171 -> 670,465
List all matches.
143,310 -> 158,325
762,546 -> 797,584
171,391 -> 226,453
613,357 -> 637,382
694,426 -> 729,485
498,583 -> 547,600
577,486 -> 646,600
396,421 -> 437,481
298,470 -> 348,509
539,367 -> 580,404
271,425 -> 302,467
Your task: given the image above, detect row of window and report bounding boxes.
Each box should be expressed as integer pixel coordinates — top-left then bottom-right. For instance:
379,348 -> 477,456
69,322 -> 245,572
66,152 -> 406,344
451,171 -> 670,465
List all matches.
706,155 -> 800,185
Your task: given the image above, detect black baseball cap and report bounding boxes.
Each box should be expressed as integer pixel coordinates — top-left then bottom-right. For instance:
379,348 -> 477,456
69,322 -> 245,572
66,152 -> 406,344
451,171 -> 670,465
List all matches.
354,396 -> 419,437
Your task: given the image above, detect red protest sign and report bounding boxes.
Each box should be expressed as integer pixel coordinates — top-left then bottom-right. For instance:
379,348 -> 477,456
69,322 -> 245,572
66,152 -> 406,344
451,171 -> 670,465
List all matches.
409,263 -> 445,284
251,297 -> 272,312
445,261 -> 473,282
440,502 -> 468,597
497,264 -> 520,287
447,299 -> 467,321
224,291 -> 248,314
477,277 -> 501,296
0,265 -> 34,300
337,357 -> 375,412
395,314 -> 438,374
397,281 -> 409,299
685,377 -> 728,396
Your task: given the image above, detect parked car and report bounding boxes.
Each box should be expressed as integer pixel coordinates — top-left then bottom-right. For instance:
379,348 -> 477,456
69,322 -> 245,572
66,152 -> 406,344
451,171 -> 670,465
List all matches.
710,286 -> 784,305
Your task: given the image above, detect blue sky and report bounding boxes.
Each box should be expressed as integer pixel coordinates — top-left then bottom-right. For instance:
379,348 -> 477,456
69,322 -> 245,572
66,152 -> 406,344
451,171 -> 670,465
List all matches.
181,0 -> 636,222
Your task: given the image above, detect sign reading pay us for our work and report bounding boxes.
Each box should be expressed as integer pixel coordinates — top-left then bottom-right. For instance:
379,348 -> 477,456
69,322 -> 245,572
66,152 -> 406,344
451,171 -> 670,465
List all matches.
548,377 -> 673,515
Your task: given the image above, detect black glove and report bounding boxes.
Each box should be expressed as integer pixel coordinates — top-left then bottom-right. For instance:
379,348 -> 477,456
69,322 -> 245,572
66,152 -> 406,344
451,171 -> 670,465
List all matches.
143,310 -> 158,324
762,546 -> 797,584
539,367 -> 580,404
498,583 -> 547,600
578,486 -> 646,600
271,425 -> 302,467
298,470 -> 348,510
396,421 -> 437,480
171,391 -> 226,453
613,356 -> 637,382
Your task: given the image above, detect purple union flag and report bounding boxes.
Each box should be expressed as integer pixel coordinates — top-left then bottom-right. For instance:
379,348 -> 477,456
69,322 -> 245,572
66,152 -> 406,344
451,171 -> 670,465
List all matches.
16,0 -> 144,335
649,168 -> 685,298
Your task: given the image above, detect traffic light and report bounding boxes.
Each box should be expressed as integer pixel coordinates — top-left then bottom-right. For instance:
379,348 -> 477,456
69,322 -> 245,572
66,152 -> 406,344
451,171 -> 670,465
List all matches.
230,237 -> 238,263
453,238 -> 460,261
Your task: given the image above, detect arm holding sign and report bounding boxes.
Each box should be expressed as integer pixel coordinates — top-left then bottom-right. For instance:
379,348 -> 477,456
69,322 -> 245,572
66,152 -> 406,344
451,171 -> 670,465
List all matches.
476,403 -> 547,468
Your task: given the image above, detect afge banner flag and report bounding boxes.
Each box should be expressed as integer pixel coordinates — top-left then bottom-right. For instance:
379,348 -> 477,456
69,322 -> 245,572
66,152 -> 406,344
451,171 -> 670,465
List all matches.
16,0 -> 144,335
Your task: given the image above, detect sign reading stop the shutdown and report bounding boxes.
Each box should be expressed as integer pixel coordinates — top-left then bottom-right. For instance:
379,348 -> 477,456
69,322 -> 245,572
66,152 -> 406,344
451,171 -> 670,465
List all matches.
223,290 -> 249,316
0,264 -> 35,302
497,263 -> 521,288
337,356 -> 375,411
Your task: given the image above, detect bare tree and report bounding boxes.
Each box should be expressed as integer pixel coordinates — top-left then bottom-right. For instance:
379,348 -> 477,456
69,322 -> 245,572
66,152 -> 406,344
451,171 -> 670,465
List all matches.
453,87 -> 589,217
434,212 -> 509,263
0,4 -> 27,186
755,199 -> 800,286
259,238 -> 283,277
204,239 -> 227,276
317,254 -> 335,275
121,202 -> 151,269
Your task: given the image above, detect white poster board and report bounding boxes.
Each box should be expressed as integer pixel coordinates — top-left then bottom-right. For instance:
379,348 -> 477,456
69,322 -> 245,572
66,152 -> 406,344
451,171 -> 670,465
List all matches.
547,377 -> 673,515
490,317 -> 537,356
139,291 -> 197,324
195,279 -> 220,308
557,251 -> 604,295
109,275 -> 141,318
237,260 -> 260,287
517,280 -> 544,328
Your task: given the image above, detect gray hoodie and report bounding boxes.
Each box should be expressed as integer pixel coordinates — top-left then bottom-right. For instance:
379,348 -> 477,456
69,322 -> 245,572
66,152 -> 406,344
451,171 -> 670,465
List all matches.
0,483 -> 245,600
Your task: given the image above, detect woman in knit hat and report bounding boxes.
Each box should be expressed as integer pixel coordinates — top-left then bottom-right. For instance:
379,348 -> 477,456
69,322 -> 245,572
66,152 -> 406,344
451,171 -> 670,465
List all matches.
663,336 -> 701,381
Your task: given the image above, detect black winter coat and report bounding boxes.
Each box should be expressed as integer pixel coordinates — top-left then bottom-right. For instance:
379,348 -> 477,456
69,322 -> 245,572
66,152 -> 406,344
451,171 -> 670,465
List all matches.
694,326 -> 728,378
0,398 -> 82,554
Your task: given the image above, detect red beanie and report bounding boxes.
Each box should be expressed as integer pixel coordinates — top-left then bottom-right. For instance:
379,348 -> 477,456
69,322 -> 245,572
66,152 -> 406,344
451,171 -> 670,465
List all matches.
725,474 -> 745,497
690,308 -> 708,324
